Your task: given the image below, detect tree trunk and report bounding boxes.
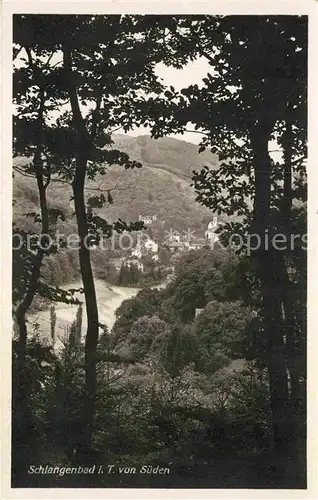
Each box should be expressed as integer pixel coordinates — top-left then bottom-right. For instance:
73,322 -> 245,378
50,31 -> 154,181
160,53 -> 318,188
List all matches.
72,165 -> 99,453
278,107 -> 306,454
280,106 -> 306,408
63,45 -> 100,454
251,127 -> 291,452
13,152 -> 50,486
15,87 -> 48,355
14,94 -> 50,431
281,103 -> 293,225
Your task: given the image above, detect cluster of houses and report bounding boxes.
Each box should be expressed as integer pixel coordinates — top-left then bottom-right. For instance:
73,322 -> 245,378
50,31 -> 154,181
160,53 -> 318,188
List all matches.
125,238 -> 159,273
109,216 -> 219,275
109,237 -> 159,274
166,216 -> 219,253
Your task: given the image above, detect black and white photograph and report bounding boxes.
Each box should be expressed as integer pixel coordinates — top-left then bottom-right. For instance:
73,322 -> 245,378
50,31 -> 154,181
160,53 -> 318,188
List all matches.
3,3 -> 312,494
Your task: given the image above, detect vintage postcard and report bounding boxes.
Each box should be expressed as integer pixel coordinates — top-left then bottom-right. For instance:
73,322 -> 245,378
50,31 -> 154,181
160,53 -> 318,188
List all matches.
1,0 -> 317,498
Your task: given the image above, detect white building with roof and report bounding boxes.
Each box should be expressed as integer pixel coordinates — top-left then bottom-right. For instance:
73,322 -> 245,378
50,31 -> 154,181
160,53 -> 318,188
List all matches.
205,216 -> 219,244
124,258 -> 144,273
145,238 -> 159,254
138,214 -> 157,225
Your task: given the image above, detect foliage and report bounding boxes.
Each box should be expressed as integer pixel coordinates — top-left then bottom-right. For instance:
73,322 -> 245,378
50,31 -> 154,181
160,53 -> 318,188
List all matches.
113,288 -> 164,342
160,247 -> 235,323
194,301 -> 255,374
118,263 -> 141,286
120,315 -> 167,362
11,14 -> 306,487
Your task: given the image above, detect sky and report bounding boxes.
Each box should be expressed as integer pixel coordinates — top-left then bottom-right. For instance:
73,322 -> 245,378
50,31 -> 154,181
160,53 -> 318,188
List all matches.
119,57 -> 212,145
121,58 -> 283,162
13,50 -> 211,145
13,49 -> 283,160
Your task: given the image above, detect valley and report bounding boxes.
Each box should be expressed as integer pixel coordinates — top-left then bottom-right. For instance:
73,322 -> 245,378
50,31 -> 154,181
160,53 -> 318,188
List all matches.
28,278 -> 169,344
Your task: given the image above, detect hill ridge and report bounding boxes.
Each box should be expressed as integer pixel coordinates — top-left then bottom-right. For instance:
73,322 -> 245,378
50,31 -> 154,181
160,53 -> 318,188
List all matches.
13,134 -> 220,237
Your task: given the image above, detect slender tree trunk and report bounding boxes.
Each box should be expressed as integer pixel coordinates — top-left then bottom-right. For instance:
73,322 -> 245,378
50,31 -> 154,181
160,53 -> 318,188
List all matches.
72,164 -> 99,452
276,256 -> 304,408
63,45 -> 100,453
14,172 -> 50,442
251,127 -> 291,452
278,107 -> 306,456
14,89 -> 50,428
62,21 -> 123,453
280,105 -> 306,406
13,129 -> 51,486
282,104 -> 293,226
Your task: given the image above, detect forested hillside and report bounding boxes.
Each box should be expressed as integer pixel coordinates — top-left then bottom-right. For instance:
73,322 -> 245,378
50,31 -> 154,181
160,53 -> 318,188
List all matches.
13,247 -> 305,488
13,135 -> 221,296
14,134 -> 219,235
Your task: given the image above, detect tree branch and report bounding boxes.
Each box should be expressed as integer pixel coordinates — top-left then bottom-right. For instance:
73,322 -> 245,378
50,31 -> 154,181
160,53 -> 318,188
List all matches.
90,16 -> 122,141
84,182 -> 131,193
24,46 -> 34,68
62,45 -> 91,146
184,128 -> 209,136
13,46 -> 23,61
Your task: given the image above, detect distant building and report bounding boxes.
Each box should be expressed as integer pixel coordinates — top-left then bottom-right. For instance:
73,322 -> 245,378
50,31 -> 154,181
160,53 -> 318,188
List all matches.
109,257 -> 126,270
132,238 -> 159,259
167,231 -> 181,243
209,216 -> 218,230
167,234 -> 206,253
205,216 -> 219,244
132,238 -> 159,262
138,214 -> 157,225
195,308 -> 204,317
131,243 -> 143,259
168,241 -> 185,253
124,258 -> 144,273
144,238 -> 159,253
188,240 -> 206,251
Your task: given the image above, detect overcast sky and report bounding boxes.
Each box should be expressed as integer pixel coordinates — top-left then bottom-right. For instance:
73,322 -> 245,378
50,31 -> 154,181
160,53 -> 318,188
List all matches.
122,58 -> 283,162
120,57 -> 211,145
14,49 -> 283,160
14,50 -> 210,145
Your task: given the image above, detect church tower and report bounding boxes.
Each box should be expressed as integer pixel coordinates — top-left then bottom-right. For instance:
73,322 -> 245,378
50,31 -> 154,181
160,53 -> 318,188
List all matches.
205,216 -> 219,244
